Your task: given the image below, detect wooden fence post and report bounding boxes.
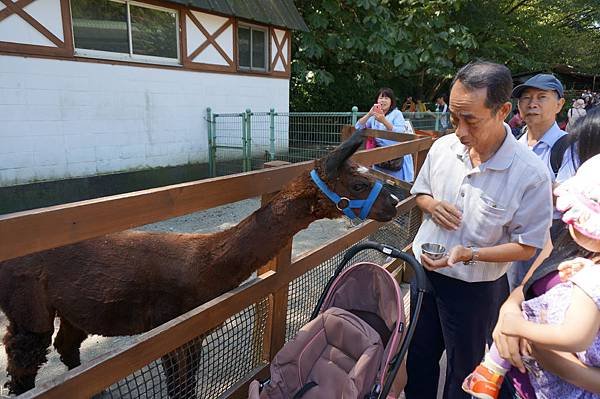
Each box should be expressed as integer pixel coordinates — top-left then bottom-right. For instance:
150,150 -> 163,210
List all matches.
252,161 -> 293,363
413,146 -> 429,178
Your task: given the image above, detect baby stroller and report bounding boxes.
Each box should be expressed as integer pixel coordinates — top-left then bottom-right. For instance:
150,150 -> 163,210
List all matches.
257,241 -> 428,399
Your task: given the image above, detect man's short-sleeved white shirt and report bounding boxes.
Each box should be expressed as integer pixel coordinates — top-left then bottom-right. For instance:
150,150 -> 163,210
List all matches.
411,124 -> 553,282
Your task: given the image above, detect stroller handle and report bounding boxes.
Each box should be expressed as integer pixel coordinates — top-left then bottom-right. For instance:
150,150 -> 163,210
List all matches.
311,241 -> 429,321
339,242 -> 429,294
311,241 -> 430,399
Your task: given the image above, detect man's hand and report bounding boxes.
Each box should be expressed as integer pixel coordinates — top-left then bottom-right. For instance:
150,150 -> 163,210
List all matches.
429,200 -> 462,230
421,245 -> 474,271
420,253 -> 450,271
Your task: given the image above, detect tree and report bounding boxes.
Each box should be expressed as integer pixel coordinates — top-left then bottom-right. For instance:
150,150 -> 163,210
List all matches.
291,0 -> 475,111
291,0 -> 600,111
455,0 -> 600,74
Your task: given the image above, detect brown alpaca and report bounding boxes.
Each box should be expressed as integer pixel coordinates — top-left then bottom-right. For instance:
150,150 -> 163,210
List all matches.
0,131 -> 399,396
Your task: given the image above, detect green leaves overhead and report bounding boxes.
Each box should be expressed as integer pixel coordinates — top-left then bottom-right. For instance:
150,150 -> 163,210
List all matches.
291,0 -> 600,111
291,0 -> 471,110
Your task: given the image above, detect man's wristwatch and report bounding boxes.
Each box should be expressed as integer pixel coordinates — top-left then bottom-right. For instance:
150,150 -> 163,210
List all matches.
464,246 -> 480,265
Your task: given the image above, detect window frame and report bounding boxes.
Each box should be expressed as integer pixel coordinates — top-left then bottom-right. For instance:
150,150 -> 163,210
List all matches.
237,23 -> 269,72
71,0 -> 181,66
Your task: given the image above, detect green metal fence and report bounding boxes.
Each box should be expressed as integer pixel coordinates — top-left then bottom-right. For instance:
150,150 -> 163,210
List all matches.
207,108 -> 448,177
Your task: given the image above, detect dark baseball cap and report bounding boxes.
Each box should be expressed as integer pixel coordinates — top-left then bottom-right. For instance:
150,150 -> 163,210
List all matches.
512,74 -> 564,98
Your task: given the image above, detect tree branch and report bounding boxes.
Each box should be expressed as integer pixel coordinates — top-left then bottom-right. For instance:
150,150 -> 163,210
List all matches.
557,8 -> 597,29
504,0 -> 532,16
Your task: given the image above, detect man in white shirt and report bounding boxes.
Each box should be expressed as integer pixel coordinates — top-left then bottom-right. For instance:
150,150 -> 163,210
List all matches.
405,61 -> 553,399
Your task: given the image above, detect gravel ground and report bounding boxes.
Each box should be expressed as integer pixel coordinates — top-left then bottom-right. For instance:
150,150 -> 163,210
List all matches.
0,198 -> 353,396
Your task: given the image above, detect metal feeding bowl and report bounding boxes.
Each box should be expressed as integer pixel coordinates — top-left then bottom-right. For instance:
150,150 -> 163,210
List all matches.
421,243 -> 447,260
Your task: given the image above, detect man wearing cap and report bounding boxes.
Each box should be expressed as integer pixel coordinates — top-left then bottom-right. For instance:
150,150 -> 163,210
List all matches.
508,74 -> 573,289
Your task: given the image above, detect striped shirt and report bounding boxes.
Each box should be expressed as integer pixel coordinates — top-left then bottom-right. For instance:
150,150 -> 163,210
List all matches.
411,124 -> 553,282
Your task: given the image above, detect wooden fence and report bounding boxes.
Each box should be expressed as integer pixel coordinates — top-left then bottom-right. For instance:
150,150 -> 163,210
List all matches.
1,129 -> 434,399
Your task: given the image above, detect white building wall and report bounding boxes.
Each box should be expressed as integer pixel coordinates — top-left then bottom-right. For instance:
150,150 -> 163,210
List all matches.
0,55 -> 289,186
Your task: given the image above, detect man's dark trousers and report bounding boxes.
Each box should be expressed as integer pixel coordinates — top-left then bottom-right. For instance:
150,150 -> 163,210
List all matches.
405,269 -> 509,399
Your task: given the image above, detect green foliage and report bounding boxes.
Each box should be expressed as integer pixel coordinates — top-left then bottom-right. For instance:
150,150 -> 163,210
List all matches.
455,0 -> 600,75
291,0 -> 476,111
291,0 -> 600,111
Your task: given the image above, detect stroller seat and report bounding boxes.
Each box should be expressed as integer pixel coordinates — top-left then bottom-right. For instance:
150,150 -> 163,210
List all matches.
256,242 -> 429,399
348,309 -> 392,346
260,307 -> 384,399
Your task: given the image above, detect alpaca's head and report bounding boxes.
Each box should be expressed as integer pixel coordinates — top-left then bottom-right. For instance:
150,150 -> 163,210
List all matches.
312,130 -> 399,222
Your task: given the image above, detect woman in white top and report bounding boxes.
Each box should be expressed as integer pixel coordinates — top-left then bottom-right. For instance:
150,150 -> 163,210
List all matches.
355,87 -> 414,182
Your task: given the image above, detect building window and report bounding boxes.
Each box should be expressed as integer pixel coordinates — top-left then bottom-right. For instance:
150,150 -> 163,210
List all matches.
71,0 -> 179,64
238,25 -> 267,71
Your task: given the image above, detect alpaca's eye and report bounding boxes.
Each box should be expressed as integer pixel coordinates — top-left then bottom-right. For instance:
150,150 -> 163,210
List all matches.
352,183 -> 368,192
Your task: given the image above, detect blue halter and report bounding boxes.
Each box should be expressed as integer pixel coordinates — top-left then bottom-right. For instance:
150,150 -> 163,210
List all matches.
310,169 -> 384,220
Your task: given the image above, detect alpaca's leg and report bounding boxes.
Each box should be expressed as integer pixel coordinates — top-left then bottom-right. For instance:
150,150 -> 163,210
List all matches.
161,337 -> 204,399
181,338 -> 203,397
161,351 -> 181,398
53,317 -> 88,369
3,322 -> 53,395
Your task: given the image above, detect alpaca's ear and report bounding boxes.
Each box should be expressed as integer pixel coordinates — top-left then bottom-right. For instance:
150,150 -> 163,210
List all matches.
324,129 -> 364,178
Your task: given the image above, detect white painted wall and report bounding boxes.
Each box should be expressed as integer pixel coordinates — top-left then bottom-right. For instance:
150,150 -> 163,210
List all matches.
0,55 -> 290,186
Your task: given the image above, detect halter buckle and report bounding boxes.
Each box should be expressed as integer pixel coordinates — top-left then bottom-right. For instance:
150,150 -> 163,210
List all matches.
335,197 -> 350,211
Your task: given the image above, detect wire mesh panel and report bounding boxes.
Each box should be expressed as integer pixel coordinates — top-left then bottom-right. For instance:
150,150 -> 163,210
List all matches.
402,112 -> 437,131
246,112 -> 358,167
276,112 -> 355,163
247,111 -> 277,171
211,110 -> 449,177
212,113 -> 246,176
93,297 -> 269,399
284,187 -> 421,341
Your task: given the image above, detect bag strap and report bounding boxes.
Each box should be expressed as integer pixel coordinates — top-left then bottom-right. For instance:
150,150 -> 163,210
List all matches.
550,134 -> 571,176
293,382 -> 318,398
515,125 -> 527,140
